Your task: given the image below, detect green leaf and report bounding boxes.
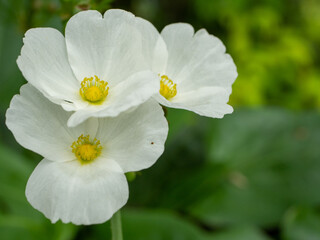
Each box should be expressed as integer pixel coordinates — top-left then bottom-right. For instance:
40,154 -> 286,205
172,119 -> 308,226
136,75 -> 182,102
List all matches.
189,109 -> 320,227
0,144 -> 36,216
282,207 -> 320,240
121,209 -> 272,240
210,226 -> 272,240
122,208 -> 208,240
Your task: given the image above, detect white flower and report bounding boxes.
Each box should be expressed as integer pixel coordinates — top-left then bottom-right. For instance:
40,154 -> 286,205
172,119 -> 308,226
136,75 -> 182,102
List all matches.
17,9 -> 161,127
6,84 -> 168,225
140,23 -> 238,118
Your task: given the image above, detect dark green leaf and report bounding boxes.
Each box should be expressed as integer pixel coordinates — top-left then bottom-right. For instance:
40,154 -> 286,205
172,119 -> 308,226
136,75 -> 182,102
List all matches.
282,207 -> 320,240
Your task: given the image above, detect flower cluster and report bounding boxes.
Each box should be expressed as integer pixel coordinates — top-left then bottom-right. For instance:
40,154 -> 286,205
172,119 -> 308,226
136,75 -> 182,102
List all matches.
6,9 -> 237,225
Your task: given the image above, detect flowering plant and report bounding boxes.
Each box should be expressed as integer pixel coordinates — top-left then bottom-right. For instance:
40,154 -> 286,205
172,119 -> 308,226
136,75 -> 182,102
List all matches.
6,8 -> 236,238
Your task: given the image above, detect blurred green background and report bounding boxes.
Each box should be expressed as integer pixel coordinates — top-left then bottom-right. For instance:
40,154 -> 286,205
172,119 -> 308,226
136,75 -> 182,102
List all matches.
1,0 -> 320,239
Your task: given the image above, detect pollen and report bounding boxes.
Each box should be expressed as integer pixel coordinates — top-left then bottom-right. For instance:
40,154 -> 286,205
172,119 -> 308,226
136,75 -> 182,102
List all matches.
159,75 -> 177,100
80,75 -> 109,104
71,134 -> 102,164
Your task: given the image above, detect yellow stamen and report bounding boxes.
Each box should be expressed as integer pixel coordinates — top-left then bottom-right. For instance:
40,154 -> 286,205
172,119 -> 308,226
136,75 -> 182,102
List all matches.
80,75 -> 109,104
159,75 -> 177,100
71,134 -> 102,164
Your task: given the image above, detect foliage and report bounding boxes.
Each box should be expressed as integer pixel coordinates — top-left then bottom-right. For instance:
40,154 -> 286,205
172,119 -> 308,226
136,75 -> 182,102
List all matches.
190,0 -> 320,109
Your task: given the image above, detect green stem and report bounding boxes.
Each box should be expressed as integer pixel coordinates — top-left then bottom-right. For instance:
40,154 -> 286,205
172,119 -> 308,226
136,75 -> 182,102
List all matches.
111,210 -> 123,240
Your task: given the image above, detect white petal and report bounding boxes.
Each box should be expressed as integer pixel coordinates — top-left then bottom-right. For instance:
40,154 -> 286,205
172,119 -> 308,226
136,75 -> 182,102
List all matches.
160,24 -> 237,92
133,17 -> 168,73
67,70 -> 159,127
65,9 -> 148,85
6,84 -> 98,162
17,28 -> 80,106
161,87 -> 233,118
95,99 -> 168,172
26,158 -> 128,225
160,23 -> 195,78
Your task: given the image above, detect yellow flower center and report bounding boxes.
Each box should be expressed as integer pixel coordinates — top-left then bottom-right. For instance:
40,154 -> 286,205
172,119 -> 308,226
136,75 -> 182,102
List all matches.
80,75 -> 109,104
71,134 -> 102,164
159,75 -> 177,100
